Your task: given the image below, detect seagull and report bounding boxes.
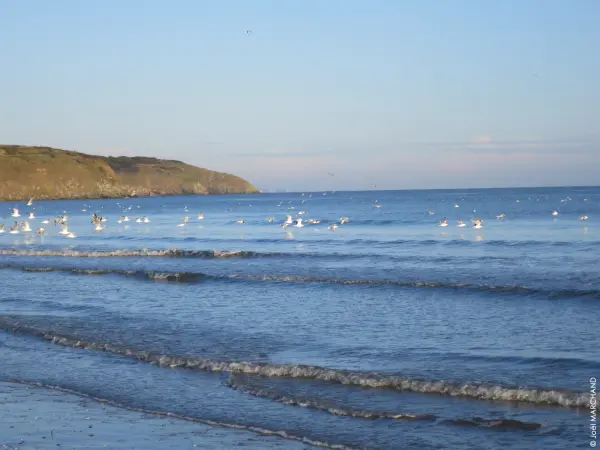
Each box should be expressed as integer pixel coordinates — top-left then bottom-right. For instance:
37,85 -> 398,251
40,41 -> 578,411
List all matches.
439,217 -> 448,227
580,215 -> 589,221
496,213 -> 505,220
36,227 -> 45,235
28,212 -> 35,219
21,221 -> 32,232
59,223 -> 70,235
197,212 -> 204,220
552,210 -> 559,216
472,218 -> 484,229
177,217 -> 189,227
9,222 -> 19,234
456,219 -> 466,227
294,218 -> 304,228
236,219 -> 246,224
27,197 -> 34,206
0,224 -> 4,233
329,224 -> 338,231
267,217 -> 275,222
246,29 -> 252,35
11,208 -> 20,218
340,217 -> 349,224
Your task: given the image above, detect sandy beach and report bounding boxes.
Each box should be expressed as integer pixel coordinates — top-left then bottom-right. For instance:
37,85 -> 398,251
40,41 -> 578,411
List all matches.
0,382 -> 309,449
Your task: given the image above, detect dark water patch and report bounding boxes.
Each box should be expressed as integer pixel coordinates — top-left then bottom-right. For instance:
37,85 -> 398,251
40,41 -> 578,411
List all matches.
0,319 -> 588,408
445,417 -> 542,430
12,266 -> 207,282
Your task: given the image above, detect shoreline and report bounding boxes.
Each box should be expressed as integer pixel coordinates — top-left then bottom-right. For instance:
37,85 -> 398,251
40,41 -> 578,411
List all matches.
0,381 -> 307,449
0,191 -> 260,203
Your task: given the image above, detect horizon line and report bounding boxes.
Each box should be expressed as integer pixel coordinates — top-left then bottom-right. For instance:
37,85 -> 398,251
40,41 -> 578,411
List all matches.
260,184 -> 600,194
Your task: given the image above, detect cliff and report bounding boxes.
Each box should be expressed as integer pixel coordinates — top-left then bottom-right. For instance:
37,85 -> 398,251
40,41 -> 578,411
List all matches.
0,145 -> 259,201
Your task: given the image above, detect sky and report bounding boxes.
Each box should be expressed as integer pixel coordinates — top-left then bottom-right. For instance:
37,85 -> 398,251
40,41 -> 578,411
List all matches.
1,0 -> 598,191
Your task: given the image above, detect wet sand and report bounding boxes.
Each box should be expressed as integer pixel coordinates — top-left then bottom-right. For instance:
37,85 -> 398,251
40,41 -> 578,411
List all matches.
0,382 -> 309,449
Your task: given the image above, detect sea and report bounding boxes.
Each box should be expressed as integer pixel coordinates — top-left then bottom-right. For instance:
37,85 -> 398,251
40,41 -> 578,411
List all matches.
0,186 -> 598,449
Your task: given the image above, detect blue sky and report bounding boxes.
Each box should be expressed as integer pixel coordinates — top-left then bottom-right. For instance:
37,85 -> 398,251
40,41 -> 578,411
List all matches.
1,1 -> 598,191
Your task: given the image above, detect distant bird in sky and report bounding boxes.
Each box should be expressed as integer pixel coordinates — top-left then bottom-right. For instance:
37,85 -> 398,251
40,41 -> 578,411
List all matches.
328,173 -> 335,176
246,30 -> 252,35
533,72 -> 539,78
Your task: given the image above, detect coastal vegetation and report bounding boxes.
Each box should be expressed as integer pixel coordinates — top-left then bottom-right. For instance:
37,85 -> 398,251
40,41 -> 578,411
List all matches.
0,145 -> 258,201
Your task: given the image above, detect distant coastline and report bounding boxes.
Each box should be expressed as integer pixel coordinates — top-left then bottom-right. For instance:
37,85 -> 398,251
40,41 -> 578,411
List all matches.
0,145 -> 259,201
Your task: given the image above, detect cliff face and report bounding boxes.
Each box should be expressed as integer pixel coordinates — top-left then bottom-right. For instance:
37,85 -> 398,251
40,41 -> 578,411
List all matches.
0,145 -> 259,201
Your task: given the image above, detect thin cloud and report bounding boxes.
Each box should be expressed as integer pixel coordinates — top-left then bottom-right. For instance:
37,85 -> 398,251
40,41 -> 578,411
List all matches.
412,136 -> 598,155
471,135 -> 493,145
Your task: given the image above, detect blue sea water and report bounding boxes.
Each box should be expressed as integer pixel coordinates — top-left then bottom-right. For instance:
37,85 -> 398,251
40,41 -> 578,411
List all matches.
0,186 -> 598,449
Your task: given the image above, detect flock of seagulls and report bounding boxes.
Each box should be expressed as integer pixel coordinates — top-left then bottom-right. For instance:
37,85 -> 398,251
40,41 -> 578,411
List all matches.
0,206 -> 76,237
439,217 -> 483,228
434,202 -> 590,229
0,196 -> 356,239
0,194 -> 593,240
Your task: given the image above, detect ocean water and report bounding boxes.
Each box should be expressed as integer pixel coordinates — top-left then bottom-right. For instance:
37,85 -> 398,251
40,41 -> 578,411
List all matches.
0,187 -> 598,449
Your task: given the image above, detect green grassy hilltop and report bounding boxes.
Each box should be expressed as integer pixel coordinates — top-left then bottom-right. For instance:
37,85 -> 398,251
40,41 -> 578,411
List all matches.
0,145 -> 258,201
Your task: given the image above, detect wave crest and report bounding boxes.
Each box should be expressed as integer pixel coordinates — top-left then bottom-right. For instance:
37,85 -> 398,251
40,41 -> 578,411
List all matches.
226,377 -> 434,421
227,377 -> 542,430
0,248 -> 265,259
0,320 -> 589,408
1,264 -> 599,298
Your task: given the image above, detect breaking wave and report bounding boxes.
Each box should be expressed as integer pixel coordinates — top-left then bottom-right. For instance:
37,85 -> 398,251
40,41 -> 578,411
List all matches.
1,264 -> 598,298
12,266 -> 207,282
226,377 -> 542,430
226,377 -> 434,421
0,320 -> 589,408
0,248 -> 273,259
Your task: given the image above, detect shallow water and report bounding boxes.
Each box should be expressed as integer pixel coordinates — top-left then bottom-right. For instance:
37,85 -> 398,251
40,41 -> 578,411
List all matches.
1,187 -> 598,449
